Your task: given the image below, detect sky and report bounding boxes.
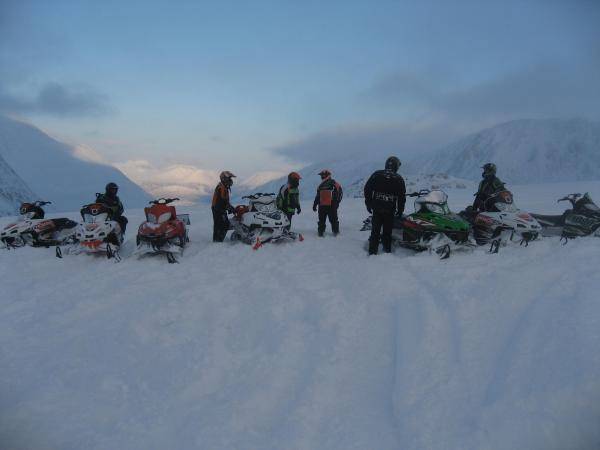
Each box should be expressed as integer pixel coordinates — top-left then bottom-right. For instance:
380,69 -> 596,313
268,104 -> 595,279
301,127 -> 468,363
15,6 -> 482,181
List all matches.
1,0 -> 599,179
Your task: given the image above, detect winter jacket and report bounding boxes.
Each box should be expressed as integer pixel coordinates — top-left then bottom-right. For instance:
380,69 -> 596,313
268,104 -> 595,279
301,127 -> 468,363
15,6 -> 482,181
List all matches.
473,176 -> 505,211
96,193 -> 124,218
277,185 -> 300,214
212,182 -> 233,213
313,178 -> 343,209
364,170 -> 406,214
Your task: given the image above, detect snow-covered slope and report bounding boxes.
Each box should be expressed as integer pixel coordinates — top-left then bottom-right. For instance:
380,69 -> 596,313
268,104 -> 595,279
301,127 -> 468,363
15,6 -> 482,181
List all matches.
0,115 -> 150,212
0,153 -> 38,216
1,181 -> 600,450
421,118 -> 600,183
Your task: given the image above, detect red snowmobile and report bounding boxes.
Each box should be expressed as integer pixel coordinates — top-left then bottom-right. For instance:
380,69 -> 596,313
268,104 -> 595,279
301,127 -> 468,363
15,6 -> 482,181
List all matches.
135,198 -> 190,263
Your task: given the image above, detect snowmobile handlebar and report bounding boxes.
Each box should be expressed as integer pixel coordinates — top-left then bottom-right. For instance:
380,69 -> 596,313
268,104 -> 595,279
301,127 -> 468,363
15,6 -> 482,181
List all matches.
34,201 -> 52,206
149,198 -> 180,205
557,193 -> 581,206
242,193 -> 275,199
407,189 -> 431,198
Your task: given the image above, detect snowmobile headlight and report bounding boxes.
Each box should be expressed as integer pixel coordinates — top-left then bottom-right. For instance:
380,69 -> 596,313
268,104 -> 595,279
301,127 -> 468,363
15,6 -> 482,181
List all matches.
157,212 -> 172,224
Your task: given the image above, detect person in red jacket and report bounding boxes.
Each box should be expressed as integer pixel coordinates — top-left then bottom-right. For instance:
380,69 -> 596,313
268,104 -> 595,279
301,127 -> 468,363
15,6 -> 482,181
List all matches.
212,171 -> 235,242
312,169 -> 343,236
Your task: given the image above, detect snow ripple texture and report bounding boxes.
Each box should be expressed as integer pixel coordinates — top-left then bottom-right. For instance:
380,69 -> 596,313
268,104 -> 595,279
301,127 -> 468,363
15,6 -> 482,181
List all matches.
1,182 -> 600,450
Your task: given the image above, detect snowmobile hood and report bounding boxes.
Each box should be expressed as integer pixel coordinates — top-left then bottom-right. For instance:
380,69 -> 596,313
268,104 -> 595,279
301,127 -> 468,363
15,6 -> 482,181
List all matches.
407,211 -> 470,232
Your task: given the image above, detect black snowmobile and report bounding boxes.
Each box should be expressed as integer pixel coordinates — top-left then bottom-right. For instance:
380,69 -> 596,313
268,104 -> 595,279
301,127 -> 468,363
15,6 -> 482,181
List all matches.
531,193 -> 600,240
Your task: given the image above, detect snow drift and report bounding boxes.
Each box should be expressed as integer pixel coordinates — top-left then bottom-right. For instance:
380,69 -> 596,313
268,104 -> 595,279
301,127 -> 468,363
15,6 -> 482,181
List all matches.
0,153 -> 38,216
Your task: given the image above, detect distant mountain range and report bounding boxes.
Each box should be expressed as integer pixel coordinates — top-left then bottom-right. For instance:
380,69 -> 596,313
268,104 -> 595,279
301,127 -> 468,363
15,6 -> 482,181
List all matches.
0,115 -> 150,215
420,118 -> 600,183
250,118 -> 600,197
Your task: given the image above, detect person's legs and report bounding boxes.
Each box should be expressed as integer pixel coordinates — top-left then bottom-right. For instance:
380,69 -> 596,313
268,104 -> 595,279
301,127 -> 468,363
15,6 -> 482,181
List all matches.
381,212 -> 394,253
369,211 -> 383,255
317,207 -> 327,236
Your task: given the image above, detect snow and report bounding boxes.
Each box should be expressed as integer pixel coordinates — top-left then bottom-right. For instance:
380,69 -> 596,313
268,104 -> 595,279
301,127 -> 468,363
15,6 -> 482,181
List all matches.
0,115 -> 150,213
421,118 -> 600,183
0,153 -> 37,216
1,182 -> 600,449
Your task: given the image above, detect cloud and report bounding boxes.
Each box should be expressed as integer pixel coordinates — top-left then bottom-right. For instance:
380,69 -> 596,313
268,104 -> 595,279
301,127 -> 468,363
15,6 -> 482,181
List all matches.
0,81 -> 114,118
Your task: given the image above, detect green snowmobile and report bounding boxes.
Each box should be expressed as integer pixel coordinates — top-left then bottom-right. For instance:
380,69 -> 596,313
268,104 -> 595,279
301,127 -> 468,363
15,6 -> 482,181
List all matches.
361,189 -> 473,259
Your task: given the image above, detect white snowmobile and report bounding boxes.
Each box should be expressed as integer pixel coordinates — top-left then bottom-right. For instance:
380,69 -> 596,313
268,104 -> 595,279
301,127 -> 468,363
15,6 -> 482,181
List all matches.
56,201 -> 124,260
460,190 -> 541,253
1,201 -> 77,249
531,193 -> 600,241
230,193 -> 303,249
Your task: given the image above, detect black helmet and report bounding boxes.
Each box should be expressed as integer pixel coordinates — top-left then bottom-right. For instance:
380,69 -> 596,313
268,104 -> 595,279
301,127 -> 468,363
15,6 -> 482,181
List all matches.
385,156 -> 401,173
105,182 -> 119,196
481,163 -> 496,178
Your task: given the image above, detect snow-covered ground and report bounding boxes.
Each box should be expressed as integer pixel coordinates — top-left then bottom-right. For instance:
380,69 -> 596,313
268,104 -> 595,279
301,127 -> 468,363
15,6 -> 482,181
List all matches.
1,182 -> 600,450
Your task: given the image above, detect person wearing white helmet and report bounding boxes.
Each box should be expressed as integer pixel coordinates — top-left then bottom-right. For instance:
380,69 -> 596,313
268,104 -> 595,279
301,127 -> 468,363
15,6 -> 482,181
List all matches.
211,171 -> 236,242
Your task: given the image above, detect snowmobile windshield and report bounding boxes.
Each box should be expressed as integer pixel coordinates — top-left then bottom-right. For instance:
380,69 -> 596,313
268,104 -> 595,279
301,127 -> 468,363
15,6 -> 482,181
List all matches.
494,201 -> 518,212
422,202 -> 450,215
20,211 -> 36,220
580,193 -> 600,212
415,190 -> 450,214
84,212 -> 109,223
252,197 -> 277,213
147,212 -> 172,224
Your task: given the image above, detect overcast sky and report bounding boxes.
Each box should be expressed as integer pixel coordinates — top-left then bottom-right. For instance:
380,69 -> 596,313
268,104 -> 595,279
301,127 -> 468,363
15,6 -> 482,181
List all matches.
1,0 -> 599,176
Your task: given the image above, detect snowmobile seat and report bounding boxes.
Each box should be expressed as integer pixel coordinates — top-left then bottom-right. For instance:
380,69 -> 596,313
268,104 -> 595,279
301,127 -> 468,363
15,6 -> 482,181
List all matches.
530,213 -> 565,226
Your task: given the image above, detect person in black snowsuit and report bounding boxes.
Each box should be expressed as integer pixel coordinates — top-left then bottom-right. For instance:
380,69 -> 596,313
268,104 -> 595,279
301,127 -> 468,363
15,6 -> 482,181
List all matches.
473,163 -> 506,212
212,171 -> 236,242
364,156 -> 406,255
95,182 -> 128,233
312,169 -> 343,236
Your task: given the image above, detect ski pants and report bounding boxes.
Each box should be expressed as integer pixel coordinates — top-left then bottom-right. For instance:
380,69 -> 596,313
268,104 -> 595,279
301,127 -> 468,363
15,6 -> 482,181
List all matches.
285,212 -> 294,230
318,206 -> 339,235
212,208 -> 230,242
115,216 -> 128,234
369,210 -> 394,254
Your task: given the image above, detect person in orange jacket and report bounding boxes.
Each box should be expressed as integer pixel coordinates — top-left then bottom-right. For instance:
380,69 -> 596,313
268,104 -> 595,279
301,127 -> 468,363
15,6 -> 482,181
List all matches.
312,169 -> 343,236
212,171 -> 235,242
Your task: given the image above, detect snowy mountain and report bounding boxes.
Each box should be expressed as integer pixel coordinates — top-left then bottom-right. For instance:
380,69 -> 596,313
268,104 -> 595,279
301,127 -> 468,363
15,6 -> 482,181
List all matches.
0,153 -> 38,216
0,115 -> 150,212
420,118 -> 600,183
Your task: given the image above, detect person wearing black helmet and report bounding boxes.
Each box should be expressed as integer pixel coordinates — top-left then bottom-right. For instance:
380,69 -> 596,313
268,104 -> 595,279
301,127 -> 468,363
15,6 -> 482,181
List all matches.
473,163 -> 505,212
312,169 -> 343,236
96,182 -> 128,233
277,172 -> 302,227
363,156 -> 406,255
212,171 -> 236,242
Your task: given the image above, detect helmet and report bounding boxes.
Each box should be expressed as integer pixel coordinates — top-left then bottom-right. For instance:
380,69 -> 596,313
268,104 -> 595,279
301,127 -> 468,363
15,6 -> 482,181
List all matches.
385,156 -> 401,173
318,169 -> 331,179
220,171 -> 236,186
288,172 -> 301,188
481,163 -> 496,177
105,182 -> 119,197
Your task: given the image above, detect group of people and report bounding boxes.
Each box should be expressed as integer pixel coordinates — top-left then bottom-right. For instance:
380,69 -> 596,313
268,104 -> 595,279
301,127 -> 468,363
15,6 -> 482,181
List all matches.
92,158 -> 505,256
210,169 -> 344,242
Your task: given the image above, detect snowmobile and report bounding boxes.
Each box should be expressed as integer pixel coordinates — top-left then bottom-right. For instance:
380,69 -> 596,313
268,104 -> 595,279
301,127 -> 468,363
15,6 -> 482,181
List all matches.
135,197 -> 190,263
56,200 -> 124,260
531,193 -> 600,241
230,193 -> 303,249
0,201 -> 77,249
361,189 -> 473,259
459,190 -> 541,253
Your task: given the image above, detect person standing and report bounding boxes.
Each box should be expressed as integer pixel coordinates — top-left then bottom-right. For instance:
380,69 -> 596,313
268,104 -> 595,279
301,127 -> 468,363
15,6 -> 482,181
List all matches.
277,172 -> 302,226
212,171 -> 236,242
312,169 -> 343,236
363,156 -> 406,255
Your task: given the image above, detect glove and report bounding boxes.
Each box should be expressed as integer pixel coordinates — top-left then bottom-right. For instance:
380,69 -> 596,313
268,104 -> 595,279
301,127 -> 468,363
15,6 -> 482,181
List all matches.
227,205 -> 235,214
312,204 -> 317,212
297,206 -> 301,214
